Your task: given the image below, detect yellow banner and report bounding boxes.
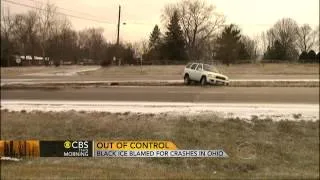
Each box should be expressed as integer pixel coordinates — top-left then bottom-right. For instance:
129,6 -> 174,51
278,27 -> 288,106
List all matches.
95,141 -> 177,150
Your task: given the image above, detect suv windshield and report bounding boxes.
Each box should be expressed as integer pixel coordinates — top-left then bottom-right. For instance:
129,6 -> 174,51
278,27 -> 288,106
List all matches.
203,64 -> 219,73
186,63 -> 192,68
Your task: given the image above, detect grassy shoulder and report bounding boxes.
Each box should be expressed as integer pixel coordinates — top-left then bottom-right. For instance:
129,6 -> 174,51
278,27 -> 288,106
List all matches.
2,64 -> 319,80
79,64 -> 320,80
1,110 -> 319,179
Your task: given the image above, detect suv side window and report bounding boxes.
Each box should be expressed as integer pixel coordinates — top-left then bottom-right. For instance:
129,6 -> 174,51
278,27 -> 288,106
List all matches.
196,64 -> 203,71
190,64 -> 198,70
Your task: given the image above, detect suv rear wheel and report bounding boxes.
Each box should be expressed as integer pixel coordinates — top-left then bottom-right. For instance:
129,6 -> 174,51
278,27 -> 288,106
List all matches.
184,74 -> 190,85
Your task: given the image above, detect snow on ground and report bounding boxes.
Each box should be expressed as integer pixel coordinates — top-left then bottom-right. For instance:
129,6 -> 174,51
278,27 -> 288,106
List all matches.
0,157 -> 21,161
1,100 -> 318,121
22,66 -> 100,77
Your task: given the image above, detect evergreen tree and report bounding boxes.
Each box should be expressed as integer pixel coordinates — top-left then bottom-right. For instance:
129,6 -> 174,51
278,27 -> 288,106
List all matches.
264,40 -> 286,61
149,25 -> 161,50
307,50 -> 316,62
147,25 -> 162,64
299,51 -> 308,63
163,11 -> 187,62
238,42 -> 250,60
215,24 -> 242,65
273,40 -> 286,60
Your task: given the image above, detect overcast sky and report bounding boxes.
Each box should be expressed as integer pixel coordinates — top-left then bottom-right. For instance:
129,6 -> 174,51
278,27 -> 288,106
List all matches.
2,0 -> 319,43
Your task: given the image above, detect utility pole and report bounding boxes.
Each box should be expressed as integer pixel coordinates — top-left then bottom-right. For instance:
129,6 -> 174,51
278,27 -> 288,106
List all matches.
116,5 -> 121,66
116,5 -> 121,46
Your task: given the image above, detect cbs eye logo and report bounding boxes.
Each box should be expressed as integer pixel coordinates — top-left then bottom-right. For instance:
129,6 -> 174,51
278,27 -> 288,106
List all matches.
64,140 -> 89,149
64,141 -> 72,149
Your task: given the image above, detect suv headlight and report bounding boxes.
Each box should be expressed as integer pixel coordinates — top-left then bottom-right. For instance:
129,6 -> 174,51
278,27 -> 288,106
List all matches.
208,74 -> 214,78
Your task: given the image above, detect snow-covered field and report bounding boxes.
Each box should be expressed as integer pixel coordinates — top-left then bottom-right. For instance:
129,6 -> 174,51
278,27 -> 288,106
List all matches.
1,100 -> 318,121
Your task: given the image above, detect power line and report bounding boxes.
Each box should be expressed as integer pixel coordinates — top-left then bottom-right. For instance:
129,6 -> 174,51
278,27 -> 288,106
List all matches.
24,0 -> 108,20
2,0 -> 116,25
3,0 -> 155,26
3,0 -> 319,28
123,21 -> 153,26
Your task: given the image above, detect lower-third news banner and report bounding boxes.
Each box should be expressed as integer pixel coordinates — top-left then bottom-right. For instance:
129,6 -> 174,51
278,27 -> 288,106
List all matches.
0,140 -> 228,158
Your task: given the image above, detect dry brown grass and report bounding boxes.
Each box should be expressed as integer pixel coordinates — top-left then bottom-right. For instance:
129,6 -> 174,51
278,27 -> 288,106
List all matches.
79,63 -> 319,80
218,63 -> 319,75
2,64 -> 318,80
1,66 -> 51,77
1,110 -> 319,179
86,63 -> 319,75
83,63 -> 319,76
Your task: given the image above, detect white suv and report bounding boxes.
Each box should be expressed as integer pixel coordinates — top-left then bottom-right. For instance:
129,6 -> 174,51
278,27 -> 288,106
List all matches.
183,63 -> 229,86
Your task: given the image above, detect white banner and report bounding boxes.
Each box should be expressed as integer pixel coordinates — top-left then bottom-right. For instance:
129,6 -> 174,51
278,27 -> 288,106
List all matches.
95,150 -> 228,158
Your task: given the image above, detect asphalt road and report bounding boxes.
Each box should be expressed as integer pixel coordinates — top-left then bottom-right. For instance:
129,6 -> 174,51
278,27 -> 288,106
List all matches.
1,86 -> 318,104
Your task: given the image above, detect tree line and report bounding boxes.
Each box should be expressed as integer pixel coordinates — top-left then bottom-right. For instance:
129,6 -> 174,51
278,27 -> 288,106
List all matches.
262,18 -> 319,63
143,0 -> 319,65
1,0 -> 319,67
1,3 -> 136,67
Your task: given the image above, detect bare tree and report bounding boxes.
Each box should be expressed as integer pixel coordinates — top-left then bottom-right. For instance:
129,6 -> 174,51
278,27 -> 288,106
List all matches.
256,32 -> 268,55
36,2 -> 57,61
49,15 -> 72,63
266,29 -> 276,48
12,14 -> 28,60
78,28 -> 105,63
133,39 -> 149,59
313,26 -> 319,52
267,18 -> 300,60
161,4 -> 177,24
162,0 -> 225,60
25,10 -> 39,62
296,24 -> 316,53
1,7 -> 15,66
89,28 -> 105,62
1,7 -> 14,42
241,35 -> 258,60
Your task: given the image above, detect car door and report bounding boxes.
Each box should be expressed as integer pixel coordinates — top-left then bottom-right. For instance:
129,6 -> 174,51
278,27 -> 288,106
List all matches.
189,63 -> 198,80
193,64 -> 203,81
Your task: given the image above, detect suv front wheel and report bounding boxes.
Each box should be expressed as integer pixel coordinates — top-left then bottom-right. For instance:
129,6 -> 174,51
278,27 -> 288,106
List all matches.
200,76 -> 207,86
